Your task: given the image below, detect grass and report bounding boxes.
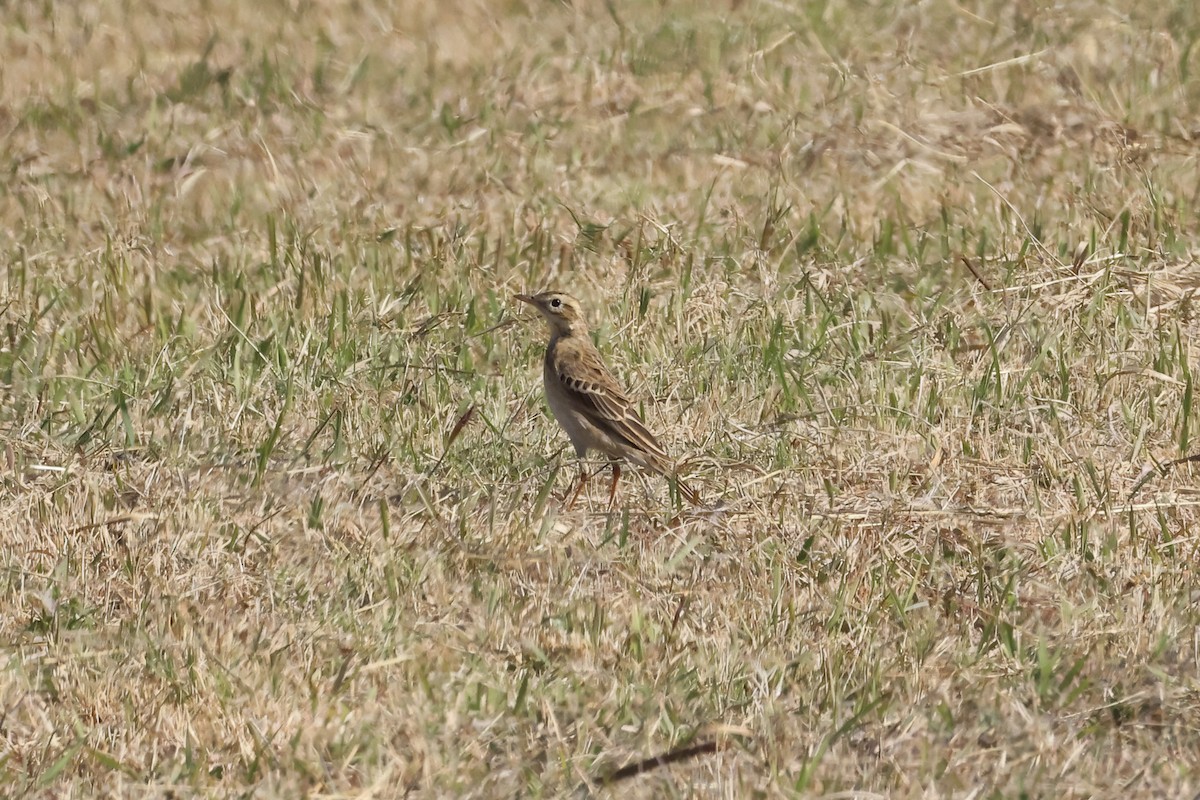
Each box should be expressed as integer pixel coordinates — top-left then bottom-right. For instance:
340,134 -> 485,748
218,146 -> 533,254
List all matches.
2,0 -> 1200,796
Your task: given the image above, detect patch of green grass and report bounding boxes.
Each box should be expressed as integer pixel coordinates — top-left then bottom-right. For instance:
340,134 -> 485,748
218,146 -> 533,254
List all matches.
2,0 -> 1200,797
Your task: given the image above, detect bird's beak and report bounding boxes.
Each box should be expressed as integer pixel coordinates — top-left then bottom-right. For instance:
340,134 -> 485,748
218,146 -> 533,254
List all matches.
513,294 -> 535,306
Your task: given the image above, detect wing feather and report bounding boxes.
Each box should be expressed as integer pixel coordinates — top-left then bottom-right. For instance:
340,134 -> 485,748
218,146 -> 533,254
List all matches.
554,340 -> 671,466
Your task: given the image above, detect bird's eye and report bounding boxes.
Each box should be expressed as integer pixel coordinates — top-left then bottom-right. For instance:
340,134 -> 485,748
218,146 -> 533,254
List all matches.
550,298 -> 562,308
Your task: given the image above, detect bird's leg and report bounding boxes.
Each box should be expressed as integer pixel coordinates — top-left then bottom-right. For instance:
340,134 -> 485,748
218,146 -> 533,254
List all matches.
566,464 -> 590,510
607,463 -> 621,507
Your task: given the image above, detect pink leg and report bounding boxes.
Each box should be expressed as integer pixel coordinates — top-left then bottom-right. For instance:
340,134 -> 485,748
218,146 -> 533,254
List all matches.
566,467 -> 589,510
607,464 -> 621,507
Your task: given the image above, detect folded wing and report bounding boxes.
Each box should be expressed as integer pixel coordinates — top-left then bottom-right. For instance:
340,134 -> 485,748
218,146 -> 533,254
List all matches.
555,344 -> 672,470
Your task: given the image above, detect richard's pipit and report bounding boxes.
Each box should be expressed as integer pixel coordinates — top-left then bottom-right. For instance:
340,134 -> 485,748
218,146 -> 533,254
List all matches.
515,291 -> 700,507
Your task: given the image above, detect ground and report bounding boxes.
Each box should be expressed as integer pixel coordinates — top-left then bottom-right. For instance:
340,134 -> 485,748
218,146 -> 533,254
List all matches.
2,0 -> 1200,797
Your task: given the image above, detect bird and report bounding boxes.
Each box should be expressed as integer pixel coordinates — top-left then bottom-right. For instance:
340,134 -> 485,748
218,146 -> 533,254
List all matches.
514,290 -> 701,508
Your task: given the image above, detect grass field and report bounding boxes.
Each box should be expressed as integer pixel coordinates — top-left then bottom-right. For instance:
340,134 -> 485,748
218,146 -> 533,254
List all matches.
3,0 -> 1200,796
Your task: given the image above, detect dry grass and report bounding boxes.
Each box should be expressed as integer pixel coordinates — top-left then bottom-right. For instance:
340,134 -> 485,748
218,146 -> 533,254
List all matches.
3,0 -> 1200,796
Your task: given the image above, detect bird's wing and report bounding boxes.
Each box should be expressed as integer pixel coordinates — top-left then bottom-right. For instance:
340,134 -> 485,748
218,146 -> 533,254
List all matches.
554,339 -> 671,466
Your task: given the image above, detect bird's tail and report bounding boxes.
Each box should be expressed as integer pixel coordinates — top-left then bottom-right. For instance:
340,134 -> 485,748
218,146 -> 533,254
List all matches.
659,460 -> 703,506
644,452 -> 703,507
673,475 -> 703,507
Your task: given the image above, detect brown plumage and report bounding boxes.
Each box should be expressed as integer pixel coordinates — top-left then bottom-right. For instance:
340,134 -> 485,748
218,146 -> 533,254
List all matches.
515,291 -> 700,507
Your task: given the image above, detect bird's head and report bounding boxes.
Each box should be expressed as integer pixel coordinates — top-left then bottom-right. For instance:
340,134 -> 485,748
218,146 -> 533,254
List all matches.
514,291 -> 587,337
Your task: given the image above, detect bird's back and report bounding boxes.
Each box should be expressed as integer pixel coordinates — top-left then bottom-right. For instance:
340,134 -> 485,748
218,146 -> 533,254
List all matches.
545,333 -> 672,472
